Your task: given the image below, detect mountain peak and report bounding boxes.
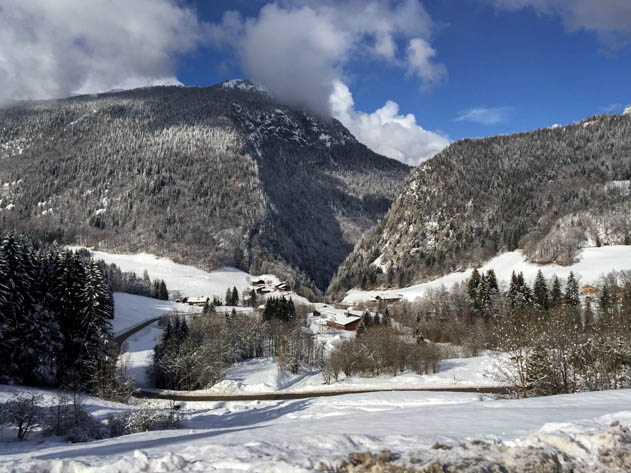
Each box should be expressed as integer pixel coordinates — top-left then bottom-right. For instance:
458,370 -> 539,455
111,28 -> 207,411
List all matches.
221,79 -> 269,95
624,104 -> 631,115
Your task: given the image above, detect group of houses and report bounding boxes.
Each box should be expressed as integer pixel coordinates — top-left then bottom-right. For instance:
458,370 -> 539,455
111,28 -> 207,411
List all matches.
178,277 -> 293,308
248,278 -> 291,295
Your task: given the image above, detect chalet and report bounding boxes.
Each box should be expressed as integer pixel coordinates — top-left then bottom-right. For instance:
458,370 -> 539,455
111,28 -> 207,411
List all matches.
374,294 -> 403,303
321,309 -> 362,331
582,285 -> 597,296
187,296 -> 209,307
251,279 -> 266,287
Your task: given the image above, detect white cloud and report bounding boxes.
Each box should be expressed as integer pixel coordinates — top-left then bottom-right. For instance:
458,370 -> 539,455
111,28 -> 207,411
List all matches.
455,107 -> 512,125
490,0 -> 631,44
0,0 -> 205,102
331,81 -> 449,166
210,0 -> 446,114
406,38 -> 447,90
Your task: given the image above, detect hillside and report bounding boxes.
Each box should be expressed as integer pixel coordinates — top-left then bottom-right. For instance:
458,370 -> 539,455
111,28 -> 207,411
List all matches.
329,112 -> 631,295
0,81 -> 410,291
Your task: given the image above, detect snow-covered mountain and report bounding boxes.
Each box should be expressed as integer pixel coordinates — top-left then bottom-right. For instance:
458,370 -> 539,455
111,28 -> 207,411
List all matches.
0,82 -> 410,291
329,111 -> 631,296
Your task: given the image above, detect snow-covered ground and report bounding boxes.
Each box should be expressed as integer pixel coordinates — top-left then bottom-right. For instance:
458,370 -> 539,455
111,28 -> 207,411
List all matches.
136,354 -> 503,397
2,384 -> 631,472
345,245 -> 631,304
112,292 -> 201,335
72,247 -> 311,304
70,248 -> 253,300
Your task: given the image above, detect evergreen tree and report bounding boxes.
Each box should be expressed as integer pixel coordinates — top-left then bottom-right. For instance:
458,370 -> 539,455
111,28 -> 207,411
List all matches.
508,271 -> 531,309
231,286 -> 239,306
364,311 -> 373,328
564,272 -> 580,307
533,270 -> 550,310
467,268 -> 482,300
550,276 -> 562,307
485,269 -> 499,294
225,288 -> 233,306
158,280 -> 169,301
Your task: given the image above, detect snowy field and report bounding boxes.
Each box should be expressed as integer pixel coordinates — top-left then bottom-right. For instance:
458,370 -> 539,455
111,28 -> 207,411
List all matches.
71,248 -> 311,305
2,384 -> 631,472
345,245 -> 631,304
211,354 -> 501,394
112,293 -> 200,335
70,248 -> 253,300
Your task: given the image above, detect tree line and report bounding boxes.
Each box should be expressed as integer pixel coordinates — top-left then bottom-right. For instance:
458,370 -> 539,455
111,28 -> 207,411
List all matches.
0,232 -> 118,395
385,268 -> 631,397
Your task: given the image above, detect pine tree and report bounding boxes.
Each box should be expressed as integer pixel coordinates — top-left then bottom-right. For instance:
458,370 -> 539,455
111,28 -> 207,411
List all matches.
231,286 -> 239,306
533,270 -> 550,310
508,271 -> 519,308
550,276 -> 562,307
225,288 -> 233,306
485,269 -> 499,294
564,272 -> 580,307
158,280 -> 169,300
467,268 -> 481,300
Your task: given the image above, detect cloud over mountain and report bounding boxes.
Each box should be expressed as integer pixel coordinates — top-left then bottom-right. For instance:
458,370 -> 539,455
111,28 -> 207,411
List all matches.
331,81 -> 449,166
209,0 -> 446,115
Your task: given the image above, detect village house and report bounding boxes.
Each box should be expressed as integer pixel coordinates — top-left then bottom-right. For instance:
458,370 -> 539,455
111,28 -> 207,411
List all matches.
187,296 -> 209,307
321,309 -> 362,331
582,285 -> 597,296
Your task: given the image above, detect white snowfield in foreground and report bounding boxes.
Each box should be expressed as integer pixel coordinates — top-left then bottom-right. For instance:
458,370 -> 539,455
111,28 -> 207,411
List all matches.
1,386 -> 631,472
345,245 -> 631,303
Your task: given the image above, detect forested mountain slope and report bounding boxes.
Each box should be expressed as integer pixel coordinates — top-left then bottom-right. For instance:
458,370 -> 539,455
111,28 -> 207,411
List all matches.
329,112 -> 631,296
0,81 -> 410,291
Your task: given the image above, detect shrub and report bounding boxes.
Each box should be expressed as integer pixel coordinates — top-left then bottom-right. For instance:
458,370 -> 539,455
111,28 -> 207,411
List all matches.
0,393 -> 43,440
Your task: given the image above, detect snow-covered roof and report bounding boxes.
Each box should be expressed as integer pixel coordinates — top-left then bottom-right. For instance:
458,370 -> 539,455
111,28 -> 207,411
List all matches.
320,309 -> 361,327
187,296 -> 209,304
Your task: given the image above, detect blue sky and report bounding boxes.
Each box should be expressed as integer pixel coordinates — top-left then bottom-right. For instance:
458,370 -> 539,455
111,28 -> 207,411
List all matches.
2,0 -> 631,165
178,1 -> 631,141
